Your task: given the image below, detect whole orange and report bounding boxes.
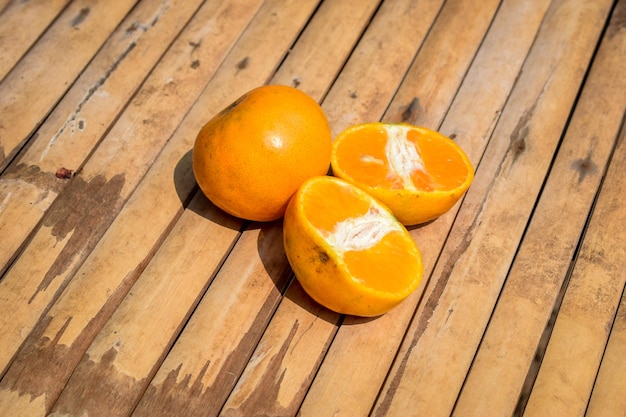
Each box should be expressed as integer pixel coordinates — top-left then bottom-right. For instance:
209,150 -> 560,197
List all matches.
192,85 -> 332,221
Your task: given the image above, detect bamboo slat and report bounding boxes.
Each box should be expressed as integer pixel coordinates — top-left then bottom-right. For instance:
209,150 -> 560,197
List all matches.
586,285 -> 626,417
371,0 -> 614,415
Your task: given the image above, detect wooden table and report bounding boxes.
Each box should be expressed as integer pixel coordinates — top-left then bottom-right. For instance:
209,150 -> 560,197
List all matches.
1,0 -> 625,416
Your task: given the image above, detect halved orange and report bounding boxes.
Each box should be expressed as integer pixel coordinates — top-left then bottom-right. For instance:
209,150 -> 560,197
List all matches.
283,176 -> 423,317
331,122 -> 474,225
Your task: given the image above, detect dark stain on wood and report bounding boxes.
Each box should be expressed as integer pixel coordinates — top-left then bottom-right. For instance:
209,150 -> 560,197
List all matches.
292,77 -> 301,88
402,97 -> 422,122
509,103 -> 537,164
221,321 -> 301,416
30,173 -> 125,302
191,59 -> 200,69
126,22 -> 138,34
72,7 -> 90,27
237,57 -> 249,71
606,0 -> 626,40
3,164 -> 66,194
0,315 -> 73,411
133,299 -> 279,417
0,263 -> 143,415
571,151 -> 598,184
50,347 -> 148,417
350,91 -> 358,99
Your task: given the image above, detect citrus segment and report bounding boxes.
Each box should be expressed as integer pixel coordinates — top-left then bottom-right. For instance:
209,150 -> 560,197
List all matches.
192,85 -> 332,222
331,122 -> 474,225
283,176 -> 423,317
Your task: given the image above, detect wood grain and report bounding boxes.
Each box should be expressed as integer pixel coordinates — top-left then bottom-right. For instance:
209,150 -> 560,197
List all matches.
0,0 -> 203,293
522,104 -> 626,416
371,0 -> 614,415
0,0 -> 70,82
44,0 -> 336,415
0,0 -> 266,407
0,0 -> 139,171
0,0 -> 622,415
296,0 -> 508,414
453,0 -> 626,414
321,0 -> 445,137
586,287 -> 626,417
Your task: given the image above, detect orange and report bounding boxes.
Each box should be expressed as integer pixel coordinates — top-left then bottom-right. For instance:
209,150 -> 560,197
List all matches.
283,176 -> 423,317
331,122 -> 474,225
192,85 -> 332,221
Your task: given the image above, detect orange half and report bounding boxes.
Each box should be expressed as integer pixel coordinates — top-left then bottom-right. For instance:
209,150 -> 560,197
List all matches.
331,122 -> 474,225
283,176 -> 423,317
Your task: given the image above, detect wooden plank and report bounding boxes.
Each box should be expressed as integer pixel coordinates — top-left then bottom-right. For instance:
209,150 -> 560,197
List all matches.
187,2 -> 384,415
521,112 -> 626,416
122,0 -> 450,415
218,279 -> 339,417
271,0 -> 381,100
0,0 -> 265,393
148,0 -> 447,415
0,0 -> 70,82
321,0 -> 445,137
49,193 -> 243,417
34,0 -> 337,415
123,0 -> 405,414
452,0 -> 626,414
369,0 -> 614,416
0,0 -> 203,291
586,288 -> 626,417
293,0 -> 515,415
0,0 -> 139,171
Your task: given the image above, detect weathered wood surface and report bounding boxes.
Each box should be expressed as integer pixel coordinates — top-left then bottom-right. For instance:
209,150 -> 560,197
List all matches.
0,0 -> 624,416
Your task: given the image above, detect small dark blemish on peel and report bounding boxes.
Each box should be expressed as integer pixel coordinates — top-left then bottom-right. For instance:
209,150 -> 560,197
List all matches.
319,252 -> 329,263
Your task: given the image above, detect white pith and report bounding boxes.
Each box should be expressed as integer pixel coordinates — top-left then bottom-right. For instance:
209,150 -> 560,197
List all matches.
384,125 -> 426,190
324,203 -> 402,255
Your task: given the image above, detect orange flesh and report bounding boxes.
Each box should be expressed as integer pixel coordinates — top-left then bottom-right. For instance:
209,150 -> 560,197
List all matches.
334,125 -> 470,191
302,179 -> 418,293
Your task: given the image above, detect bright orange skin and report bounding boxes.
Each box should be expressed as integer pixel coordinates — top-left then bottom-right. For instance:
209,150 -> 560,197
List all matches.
283,176 -> 423,317
331,123 -> 474,225
192,85 -> 332,221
